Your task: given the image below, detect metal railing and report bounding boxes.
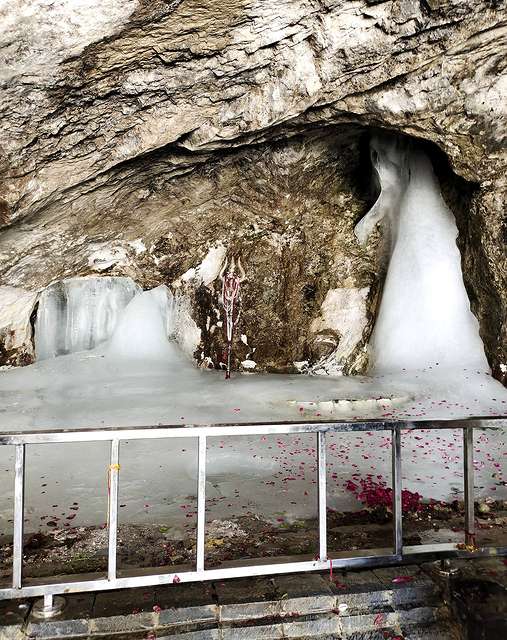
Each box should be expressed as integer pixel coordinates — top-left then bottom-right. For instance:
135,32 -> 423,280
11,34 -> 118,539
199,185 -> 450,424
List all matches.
1,417 -> 506,611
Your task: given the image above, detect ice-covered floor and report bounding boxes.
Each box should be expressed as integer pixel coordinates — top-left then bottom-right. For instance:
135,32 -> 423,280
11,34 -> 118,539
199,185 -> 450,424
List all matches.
0,347 -> 506,536
0,344 -> 506,429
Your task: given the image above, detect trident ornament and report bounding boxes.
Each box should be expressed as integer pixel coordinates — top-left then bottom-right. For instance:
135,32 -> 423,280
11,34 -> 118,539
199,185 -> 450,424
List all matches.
219,257 -> 246,379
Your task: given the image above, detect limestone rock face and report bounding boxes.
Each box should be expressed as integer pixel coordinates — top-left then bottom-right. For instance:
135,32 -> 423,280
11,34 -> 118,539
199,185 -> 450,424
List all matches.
0,0 -> 505,376
0,287 -> 37,366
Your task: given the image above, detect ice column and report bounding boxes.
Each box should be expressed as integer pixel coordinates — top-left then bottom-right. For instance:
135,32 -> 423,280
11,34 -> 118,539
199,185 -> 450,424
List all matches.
107,285 -> 181,361
35,276 -> 140,360
355,134 -> 489,373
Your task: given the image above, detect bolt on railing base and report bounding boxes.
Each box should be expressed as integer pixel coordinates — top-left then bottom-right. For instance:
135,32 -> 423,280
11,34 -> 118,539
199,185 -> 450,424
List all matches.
31,594 -> 65,619
434,558 -> 459,577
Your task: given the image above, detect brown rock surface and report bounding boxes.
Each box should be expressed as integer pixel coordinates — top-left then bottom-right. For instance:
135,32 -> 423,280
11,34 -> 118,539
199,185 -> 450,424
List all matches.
0,0 -> 505,376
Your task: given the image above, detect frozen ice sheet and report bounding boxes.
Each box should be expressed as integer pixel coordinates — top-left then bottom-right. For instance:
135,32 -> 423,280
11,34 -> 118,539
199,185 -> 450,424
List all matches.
0,346 -> 506,431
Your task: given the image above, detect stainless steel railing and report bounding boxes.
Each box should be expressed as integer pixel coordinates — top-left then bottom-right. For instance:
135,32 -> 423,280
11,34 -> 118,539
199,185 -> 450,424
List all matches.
1,417 -> 506,611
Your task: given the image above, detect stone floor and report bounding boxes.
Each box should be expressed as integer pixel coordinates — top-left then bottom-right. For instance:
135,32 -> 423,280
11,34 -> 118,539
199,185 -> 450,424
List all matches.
1,559 -> 506,639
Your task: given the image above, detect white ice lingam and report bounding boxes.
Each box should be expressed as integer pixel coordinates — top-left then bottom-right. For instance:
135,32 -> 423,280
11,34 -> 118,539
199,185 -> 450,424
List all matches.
355,134 -> 490,375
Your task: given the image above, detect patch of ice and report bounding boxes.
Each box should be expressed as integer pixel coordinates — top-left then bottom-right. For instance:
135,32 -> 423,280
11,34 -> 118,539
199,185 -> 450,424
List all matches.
35,276 -> 140,360
0,286 -> 38,357
197,243 -> 227,286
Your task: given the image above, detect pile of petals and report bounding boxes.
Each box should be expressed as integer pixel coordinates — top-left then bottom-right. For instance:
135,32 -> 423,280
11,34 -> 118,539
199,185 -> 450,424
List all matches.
345,475 -> 422,513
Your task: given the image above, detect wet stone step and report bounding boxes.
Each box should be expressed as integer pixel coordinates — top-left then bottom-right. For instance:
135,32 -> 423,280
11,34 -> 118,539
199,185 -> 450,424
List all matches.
0,568 -> 449,640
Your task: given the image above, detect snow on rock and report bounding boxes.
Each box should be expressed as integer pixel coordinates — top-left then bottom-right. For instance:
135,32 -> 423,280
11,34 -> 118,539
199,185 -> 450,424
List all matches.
87,240 -> 146,272
310,287 -> 369,374
196,243 -> 227,286
173,243 -> 227,288
167,291 -> 201,361
0,286 -> 38,365
35,276 -> 140,360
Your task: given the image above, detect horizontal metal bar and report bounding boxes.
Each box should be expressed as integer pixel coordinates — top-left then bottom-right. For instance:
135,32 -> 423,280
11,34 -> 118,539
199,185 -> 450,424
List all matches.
0,422 -> 388,445
1,544 -> 505,600
0,416 -> 505,445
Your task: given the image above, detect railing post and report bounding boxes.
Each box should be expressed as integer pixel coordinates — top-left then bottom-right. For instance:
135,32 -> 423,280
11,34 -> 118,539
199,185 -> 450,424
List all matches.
463,426 -> 475,546
12,444 -> 25,589
107,439 -> 120,581
392,424 -> 403,557
196,435 -> 207,572
317,431 -> 327,562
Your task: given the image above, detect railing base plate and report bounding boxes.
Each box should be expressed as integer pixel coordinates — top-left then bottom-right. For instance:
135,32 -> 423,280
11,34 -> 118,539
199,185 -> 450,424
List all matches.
32,595 -> 65,619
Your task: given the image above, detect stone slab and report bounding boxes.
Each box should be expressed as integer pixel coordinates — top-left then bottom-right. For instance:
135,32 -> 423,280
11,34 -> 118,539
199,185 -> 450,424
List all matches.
274,573 -> 336,616
25,593 -> 95,640
155,582 -> 215,609
330,569 -> 384,594
92,587 -> 155,617
373,565 -> 433,588
214,576 -> 278,604
398,621 -> 461,639
340,606 -> 439,635
25,618 -> 89,639
282,613 -> 342,638
274,574 -> 334,599
219,599 -> 280,622
89,611 -> 156,634
157,630 -> 221,640
158,604 -> 218,626
221,623 -> 284,639
215,575 -> 280,622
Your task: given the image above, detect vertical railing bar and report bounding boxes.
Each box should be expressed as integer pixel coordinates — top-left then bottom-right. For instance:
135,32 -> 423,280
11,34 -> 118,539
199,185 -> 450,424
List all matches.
463,426 -> 475,546
317,431 -> 327,562
392,425 -> 403,557
196,435 -> 207,572
107,439 -> 120,581
12,444 -> 25,589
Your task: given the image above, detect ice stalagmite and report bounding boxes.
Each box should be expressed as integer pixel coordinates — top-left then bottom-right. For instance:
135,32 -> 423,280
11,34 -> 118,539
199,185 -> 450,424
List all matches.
355,134 -> 489,374
35,276 -> 140,360
107,285 -> 181,361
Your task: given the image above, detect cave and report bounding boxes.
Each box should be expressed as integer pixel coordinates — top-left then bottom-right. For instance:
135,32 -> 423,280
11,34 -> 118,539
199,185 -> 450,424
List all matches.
0,124 -> 503,381
1,0 -> 506,382
0,0 -> 506,632
0,120 -> 504,500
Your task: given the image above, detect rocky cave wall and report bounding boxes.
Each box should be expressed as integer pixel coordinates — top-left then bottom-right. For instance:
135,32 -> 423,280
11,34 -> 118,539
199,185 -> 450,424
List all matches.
0,127 -> 382,373
0,0 -> 505,379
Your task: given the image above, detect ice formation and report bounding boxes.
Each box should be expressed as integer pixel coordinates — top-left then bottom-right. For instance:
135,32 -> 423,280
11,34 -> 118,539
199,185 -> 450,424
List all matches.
107,285 -> 176,361
35,276 -> 140,360
355,135 -> 490,374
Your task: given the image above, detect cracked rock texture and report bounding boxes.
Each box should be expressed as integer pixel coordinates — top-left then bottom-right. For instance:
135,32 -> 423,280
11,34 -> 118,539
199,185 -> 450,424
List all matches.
0,0 -> 505,377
